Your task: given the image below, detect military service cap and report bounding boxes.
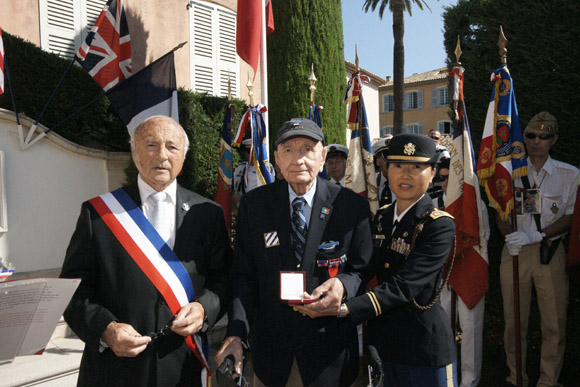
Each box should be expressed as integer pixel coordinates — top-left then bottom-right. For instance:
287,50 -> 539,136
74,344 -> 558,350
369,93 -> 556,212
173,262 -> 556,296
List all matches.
326,144 -> 349,158
525,111 -> 558,134
386,133 -> 437,164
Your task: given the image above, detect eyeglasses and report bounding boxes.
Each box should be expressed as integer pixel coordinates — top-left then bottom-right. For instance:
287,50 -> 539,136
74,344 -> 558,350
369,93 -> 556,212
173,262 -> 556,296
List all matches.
147,316 -> 175,343
524,132 -> 555,140
429,136 -> 441,141
438,174 -> 449,182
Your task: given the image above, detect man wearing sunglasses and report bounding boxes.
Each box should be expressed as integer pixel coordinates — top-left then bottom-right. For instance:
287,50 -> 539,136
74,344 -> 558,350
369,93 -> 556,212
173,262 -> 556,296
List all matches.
497,112 -> 579,387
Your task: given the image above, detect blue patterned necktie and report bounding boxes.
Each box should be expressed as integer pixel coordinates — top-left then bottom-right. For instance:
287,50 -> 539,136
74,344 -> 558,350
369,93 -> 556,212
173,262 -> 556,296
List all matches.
291,197 -> 308,266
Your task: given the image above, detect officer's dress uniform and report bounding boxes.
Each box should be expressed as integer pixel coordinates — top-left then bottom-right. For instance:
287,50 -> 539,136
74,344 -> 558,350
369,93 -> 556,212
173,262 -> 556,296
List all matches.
500,156 -> 579,387
347,194 -> 457,386
376,172 -> 395,208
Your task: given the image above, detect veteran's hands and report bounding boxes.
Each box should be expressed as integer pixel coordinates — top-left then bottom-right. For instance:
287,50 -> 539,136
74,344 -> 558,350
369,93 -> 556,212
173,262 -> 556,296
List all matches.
215,336 -> 244,377
294,277 -> 345,318
172,301 -> 206,336
101,322 -> 151,357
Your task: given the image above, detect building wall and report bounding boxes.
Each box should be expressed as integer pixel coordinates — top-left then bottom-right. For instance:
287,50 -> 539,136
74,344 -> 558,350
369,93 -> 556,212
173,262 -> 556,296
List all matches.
379,78 -> 450,134
0,0 -> 41,45
0,0 -> 259,103
0,110 -> 131,275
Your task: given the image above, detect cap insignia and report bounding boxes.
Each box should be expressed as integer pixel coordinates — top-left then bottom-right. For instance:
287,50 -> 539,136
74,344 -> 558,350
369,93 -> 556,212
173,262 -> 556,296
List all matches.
404,143 -> 416,156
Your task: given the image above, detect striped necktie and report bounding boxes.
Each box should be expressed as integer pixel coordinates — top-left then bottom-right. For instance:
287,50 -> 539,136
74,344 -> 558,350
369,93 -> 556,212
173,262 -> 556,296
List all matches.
291,197 -> 308,266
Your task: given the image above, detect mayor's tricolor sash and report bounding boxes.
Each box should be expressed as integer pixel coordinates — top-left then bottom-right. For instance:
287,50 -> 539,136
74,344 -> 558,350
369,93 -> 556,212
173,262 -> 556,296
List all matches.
89,188 -> 211,383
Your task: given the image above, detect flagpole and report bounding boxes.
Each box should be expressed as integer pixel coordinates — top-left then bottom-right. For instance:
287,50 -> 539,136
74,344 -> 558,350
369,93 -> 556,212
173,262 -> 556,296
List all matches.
499,27 -> 523,387
22,57 -> 76,147
260,0 -> 269,158
2,54 -> 24,147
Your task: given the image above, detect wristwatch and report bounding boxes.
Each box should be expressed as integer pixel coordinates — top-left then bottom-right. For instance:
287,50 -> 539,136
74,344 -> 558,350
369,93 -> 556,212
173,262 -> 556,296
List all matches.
337,303 -> 348,319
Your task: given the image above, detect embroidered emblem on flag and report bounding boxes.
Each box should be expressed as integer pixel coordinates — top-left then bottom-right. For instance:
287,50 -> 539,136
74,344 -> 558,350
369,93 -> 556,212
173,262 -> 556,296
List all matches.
264,231 -> 280,248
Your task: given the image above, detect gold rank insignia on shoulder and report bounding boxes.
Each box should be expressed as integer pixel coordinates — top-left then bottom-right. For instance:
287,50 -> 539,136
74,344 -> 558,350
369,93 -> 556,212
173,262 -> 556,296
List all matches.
379,203 -> 393,211
430,210 -> 454,220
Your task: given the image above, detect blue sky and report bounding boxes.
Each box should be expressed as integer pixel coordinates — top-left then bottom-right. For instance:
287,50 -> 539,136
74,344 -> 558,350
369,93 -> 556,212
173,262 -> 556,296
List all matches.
342,0 -> 458,79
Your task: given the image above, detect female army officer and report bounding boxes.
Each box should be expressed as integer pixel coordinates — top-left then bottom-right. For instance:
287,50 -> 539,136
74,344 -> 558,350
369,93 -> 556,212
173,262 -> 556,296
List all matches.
299,133 -> 458,386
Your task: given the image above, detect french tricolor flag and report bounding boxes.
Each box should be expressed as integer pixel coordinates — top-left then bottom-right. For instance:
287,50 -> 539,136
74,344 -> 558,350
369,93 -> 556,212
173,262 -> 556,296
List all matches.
106,51 -> 178,136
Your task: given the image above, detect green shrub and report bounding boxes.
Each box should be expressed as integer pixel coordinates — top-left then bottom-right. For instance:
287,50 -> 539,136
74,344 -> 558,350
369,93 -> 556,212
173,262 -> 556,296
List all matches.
0,31 -> 247,199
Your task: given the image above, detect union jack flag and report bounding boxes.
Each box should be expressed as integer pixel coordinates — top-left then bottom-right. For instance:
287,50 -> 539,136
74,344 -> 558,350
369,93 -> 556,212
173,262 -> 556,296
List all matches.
76,0 -> 131,91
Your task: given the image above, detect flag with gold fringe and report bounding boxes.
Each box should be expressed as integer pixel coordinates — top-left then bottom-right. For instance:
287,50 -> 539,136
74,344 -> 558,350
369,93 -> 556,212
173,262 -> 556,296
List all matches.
343,69 -> 378,215
477,63 -> 527,221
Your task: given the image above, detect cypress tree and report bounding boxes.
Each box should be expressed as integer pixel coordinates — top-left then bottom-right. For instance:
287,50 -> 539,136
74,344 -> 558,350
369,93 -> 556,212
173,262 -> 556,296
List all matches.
267,0 -> 346,148
443,0 -> 580,168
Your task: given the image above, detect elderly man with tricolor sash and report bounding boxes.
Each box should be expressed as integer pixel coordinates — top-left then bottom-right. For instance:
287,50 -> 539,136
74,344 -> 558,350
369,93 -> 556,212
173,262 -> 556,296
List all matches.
60,116 -> 231,386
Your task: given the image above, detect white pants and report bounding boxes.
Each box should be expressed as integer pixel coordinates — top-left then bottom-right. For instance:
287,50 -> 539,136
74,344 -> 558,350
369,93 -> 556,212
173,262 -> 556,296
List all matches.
441,286 -> 485,387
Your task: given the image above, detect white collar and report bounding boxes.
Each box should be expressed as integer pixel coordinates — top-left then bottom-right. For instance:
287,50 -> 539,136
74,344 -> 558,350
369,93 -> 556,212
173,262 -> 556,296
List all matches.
393,194 -> 425,224
288,178 -> 317,208
138,175 -> 177,206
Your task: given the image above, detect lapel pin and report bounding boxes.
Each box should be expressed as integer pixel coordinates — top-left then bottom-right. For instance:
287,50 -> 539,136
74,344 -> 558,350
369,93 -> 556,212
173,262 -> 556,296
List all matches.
264,231 -> 280,248
320,207 -> 330,219
182,203 -> 190,211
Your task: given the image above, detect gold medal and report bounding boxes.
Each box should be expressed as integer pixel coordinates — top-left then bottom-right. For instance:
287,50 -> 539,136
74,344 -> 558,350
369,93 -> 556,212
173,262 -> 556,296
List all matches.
551,203 -> 559,214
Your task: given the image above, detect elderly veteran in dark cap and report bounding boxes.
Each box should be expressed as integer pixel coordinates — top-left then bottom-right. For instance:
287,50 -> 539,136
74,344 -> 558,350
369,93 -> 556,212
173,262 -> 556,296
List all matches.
372,136 -> 395,207
325,143 -> 349,186
320,133 -> 458,386
497,112 -> 579,387
216,118 -> 373,386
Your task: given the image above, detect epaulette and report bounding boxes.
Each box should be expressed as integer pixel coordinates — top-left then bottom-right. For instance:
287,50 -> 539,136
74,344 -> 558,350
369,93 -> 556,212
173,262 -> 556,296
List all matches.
378,203 -> 393,211
430,209 -> 454,220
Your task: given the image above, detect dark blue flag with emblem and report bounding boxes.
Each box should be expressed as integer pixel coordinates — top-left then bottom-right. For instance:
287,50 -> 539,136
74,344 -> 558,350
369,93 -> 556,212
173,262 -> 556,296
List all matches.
232,104 -> 275,186
214,103 -> 235,233
309,103 -> 328,179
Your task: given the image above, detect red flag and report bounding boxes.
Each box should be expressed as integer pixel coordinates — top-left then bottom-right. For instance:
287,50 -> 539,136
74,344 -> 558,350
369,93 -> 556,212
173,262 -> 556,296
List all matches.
445,65 -> 489,309
76,0 -> 131,91
0,27 -> 5,95
236,0 -> 274,78
567,183 -> 580,282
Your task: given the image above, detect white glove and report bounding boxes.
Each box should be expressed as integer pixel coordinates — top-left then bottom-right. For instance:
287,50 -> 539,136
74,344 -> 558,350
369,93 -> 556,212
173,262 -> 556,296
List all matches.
505,242 -> 522,256
505,231 -> 543,247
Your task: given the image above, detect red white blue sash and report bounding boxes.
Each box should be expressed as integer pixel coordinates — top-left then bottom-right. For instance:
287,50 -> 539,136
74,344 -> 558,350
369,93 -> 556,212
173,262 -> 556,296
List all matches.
89,188 -> 211,383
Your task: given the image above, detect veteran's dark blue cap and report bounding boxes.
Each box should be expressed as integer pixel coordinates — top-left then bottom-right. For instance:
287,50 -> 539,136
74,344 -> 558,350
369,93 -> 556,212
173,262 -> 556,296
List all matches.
387,133 -> 437,164
275,118 -> 325,146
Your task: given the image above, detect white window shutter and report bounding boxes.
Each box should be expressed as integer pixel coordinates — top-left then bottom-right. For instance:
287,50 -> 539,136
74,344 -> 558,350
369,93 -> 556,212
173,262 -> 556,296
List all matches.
191,1 -> 216,94
190,1 -> 240,96
403,93 -> 408,110
432,88 -> 438,107
40,0 -> 81,59
382,95 -> 388,112
418,90 -> 423,109
217,8 -> 239,98
82,0 -> 107,41
419,123 -> 424,134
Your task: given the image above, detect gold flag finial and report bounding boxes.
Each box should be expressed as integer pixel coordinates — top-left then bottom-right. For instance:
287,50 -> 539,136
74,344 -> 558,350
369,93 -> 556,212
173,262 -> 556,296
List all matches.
498,26 -> 508,64
355,44 -> 359,70
246,72 -> 254,106
309,63 -> 317,104
454,36 -> 462,64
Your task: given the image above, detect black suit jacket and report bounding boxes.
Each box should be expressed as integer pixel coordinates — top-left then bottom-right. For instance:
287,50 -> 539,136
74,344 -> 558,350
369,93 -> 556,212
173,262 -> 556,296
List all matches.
60,183 -> 231,386
347,194 -> 456,367
228,178 -> 373,387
